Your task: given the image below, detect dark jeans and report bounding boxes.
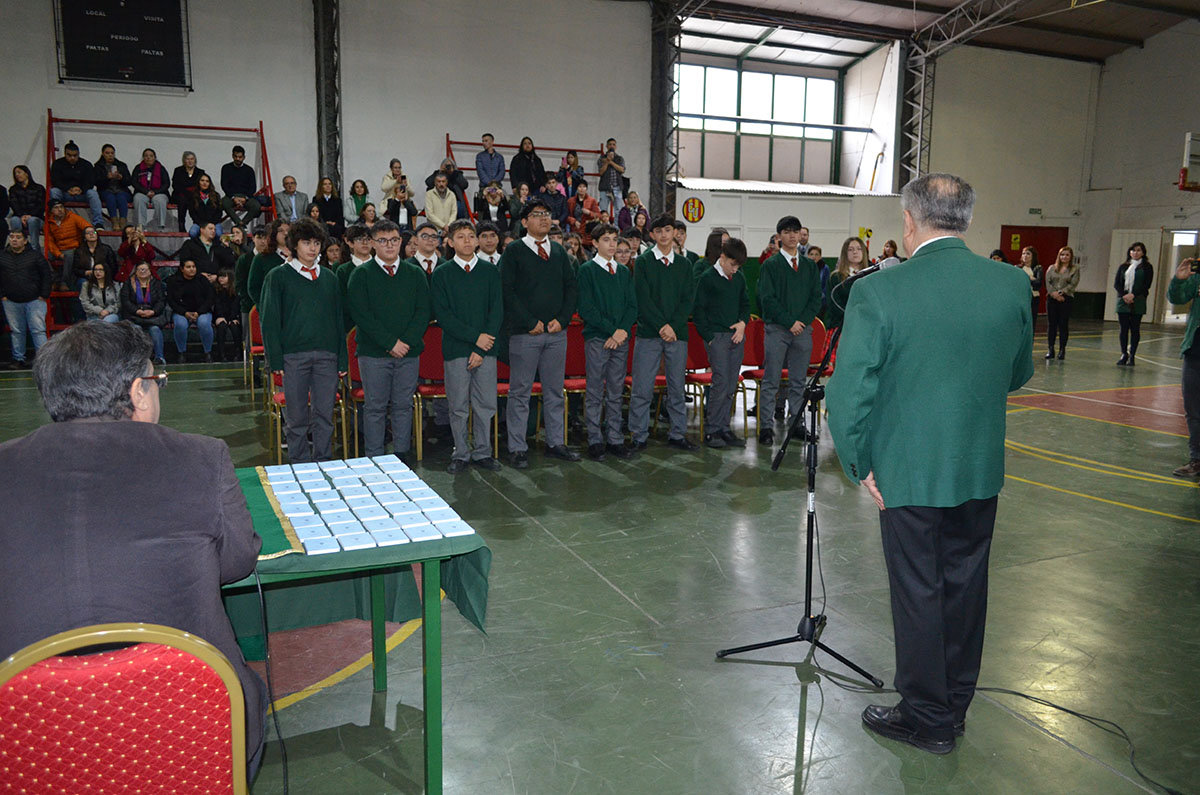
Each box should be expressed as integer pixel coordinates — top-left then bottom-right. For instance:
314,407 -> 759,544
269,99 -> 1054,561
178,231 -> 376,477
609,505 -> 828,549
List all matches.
1184,344 -> 1200,460
1045,296 -> 1072,352
1118,312 -> 1142,355
214,318 -> 243,360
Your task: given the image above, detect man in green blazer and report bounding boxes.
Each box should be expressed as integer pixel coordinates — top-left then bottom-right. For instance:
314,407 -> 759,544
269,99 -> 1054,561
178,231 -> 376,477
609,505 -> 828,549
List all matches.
826,173 -> 1034,755
1168,257 -> 1200,477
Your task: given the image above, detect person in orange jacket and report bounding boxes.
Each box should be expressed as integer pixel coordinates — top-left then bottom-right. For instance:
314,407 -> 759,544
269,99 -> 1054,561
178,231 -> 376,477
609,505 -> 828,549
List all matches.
45,198 -> 91,286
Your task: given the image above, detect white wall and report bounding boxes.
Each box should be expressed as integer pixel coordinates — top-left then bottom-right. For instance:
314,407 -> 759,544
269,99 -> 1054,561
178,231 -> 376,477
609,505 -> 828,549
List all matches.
0,0 -> 318,200
339,0 -> 651,210
1085,20 -> 1200,292
928,46 -> 1100,285
841,42 -> 899,194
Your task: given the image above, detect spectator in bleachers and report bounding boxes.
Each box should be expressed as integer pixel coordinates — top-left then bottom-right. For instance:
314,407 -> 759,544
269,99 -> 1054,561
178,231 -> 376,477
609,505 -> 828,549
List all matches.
273,175 -> 308,223
0,185 -> 8,227
119,261 -> 167,364
313,177 -> 345,239
80,261 -> 120,325
93,144 -> 132,231
509,137 -> 546,195
212,267 -> 242,362
556,151 -> 584,199
384,184 -> 418,232
343,179 -> 372,222
45,199 -> 89,288
358,203 -> 379,231
425,159 -> 469,220
171,151 -> 206,233
235,227 -> 268,327
474,182 -> 510,234
509,182 -> 531,224
131,149 -> 171,232
9,166 -> 46,250
219,146 -> 261,229
166,257 -> 216,363
631,209 -> 649,241
540,175 -> 567,225
190,173 -> 223,232
424,173 -> 457,235
116,224 -> 155,282
616,190 -> 646,231
380,158 -> 408,200
306,203 -> 322,223
177,221 -> 236,283
248,219 -> 290,307
567,179 -> 600,245
225,225 -> 252,258
476,134 -> 506,189
0,228 -> 52,369
597,138 -> 626,217
76,227 -> 118,292
50,140 -> 104,229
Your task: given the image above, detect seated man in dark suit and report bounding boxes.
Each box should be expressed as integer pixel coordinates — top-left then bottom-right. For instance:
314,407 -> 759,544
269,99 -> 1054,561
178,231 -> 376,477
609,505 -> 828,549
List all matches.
0,321 -> 267,777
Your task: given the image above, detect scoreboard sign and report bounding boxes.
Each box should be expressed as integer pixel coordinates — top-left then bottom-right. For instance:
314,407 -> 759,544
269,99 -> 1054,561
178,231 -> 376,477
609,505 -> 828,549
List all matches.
56,1 -> 191,88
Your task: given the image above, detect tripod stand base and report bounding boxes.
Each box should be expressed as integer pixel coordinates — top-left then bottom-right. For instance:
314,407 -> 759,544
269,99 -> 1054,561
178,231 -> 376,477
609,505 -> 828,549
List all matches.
716,613 -> 884,688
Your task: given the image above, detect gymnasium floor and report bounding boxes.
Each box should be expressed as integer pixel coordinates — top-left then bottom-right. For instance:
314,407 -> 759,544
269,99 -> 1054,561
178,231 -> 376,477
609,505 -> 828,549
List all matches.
1,320 -> 1196,795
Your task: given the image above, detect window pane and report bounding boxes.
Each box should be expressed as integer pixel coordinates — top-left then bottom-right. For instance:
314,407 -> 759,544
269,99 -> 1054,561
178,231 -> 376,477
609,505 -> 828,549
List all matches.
678,65 -> 705,116
773,75 -> 806,137
704,67 -> 738,132
740,72 -> 773,136
805,78 -> 836,141
679,115 -> 703,131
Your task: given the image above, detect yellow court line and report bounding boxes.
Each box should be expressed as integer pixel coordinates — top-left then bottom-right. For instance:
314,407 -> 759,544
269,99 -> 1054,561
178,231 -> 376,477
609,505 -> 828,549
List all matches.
268,610 -> 430,713
1013,405 -> 1187,438
1004,474 -> 1200,525
1006,406 -> 1037,414
1004,442 -> 1195,489
1006,438 -> 1188,481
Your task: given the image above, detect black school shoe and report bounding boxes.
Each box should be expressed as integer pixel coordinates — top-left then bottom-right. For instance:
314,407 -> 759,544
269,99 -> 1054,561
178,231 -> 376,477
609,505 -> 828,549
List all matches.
705,433 -> 726,449
587,443 -> 607,461
720,431 -> 746,448
861,705 -> 955,755
758,428 -> 774,446
471,457 -> 503,471
606,443 -> 635,459
509,451 -> 529,469
545,445 -> 581,462
446,459 -> 469,475
667,436 -> 700,452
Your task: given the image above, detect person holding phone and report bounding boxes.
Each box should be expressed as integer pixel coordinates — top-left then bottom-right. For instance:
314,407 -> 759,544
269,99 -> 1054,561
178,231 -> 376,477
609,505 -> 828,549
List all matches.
597,138 -> 626,218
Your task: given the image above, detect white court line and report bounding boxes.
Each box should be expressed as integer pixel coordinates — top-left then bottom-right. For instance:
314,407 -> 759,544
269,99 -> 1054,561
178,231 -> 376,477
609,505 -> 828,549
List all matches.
1016,385 -> 1184,417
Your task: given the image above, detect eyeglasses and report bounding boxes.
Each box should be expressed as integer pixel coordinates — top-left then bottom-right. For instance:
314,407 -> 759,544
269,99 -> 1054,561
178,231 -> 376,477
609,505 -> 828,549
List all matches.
527,211 -> 551,219
374,237 -> 402,245
417,233 -> 439,240
139,372 -> 169,389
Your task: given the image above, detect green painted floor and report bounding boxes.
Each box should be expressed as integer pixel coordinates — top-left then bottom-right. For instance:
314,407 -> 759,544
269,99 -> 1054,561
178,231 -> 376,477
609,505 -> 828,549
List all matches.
2,321 -> 1196,794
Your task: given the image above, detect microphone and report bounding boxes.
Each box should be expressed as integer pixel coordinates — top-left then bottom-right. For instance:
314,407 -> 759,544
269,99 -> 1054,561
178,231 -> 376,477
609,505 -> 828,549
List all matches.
842,262 -> 881,284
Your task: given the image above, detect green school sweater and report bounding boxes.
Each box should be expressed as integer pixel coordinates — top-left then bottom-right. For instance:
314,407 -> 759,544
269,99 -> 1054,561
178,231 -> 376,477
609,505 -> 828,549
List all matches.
259,264 -> 348,372
757,250 -> 823,328
337,260 -> 363,333
634,247 -> 693,340
576,259 -> 637,341
347,259 -> 430,359
247,251 -> 286,308
692,265 -> 750,342
691,255 -> 711,283
431,259 -> 503,361
406,254 -> 445,283
498,239 -> 577,336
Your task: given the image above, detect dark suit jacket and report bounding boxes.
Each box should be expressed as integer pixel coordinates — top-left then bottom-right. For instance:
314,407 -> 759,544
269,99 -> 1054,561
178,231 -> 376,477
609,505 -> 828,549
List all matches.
176,237 -> 237,277
826,237 -> 1034,508
0,419 -> 265,757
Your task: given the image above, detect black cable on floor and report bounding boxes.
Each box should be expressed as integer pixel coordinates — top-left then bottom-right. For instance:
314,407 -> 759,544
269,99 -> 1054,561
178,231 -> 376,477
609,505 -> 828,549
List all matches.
254,570 -> 289,795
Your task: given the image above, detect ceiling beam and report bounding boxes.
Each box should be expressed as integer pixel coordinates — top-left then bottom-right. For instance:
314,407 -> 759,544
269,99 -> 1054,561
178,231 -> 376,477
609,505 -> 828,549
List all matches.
693,0 -> 911,42
683,29 -> 870,57
737,25 -> 779,60
966,39 -> 1106,63
1105,0 -> 1200,20
842,0 -> 1143,45
680,49 -> 851,68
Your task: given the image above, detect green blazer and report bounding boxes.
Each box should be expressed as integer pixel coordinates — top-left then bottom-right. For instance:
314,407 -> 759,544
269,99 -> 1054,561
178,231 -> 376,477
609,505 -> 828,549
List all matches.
1168,273 -> 1200,356
1114,262 -> 1153,316
826,238 -> 1034,508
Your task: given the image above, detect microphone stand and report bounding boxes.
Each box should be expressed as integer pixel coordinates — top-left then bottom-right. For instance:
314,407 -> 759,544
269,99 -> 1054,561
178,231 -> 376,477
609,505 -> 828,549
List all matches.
716,319 -> 883,688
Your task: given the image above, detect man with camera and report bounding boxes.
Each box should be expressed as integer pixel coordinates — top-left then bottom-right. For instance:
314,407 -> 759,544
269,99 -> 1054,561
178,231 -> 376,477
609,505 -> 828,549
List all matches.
1170,256 -> 1200,478
597,138 -> 626,218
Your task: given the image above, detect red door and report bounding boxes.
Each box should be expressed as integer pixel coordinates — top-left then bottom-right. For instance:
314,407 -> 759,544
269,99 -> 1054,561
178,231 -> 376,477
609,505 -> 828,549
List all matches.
999,225 -> 1070,317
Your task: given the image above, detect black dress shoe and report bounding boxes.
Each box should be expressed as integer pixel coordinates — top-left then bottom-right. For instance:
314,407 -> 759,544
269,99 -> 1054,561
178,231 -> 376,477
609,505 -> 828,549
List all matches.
746,404 -> 758,417
1044,350 -> 1055,360
704,433 -> 726,449
788,425 -> 810,442
861,705 -> 955,755
774,406 -> 785,420
758,428 -> 774,446
510,451 -> 529,469
954,720 -> 965,737
587,443 -> 607,461
471,456 -> 503,471
203,352 -> 214,363
1128,355 -> 1136,366
1116,354 -> 1129,366
606,443 -> 635,459
446,459 -> 469,475
667,436 -> 699,451
630,440 -> 648,453
545,445 -> 581,462
720,430 -> 746,448
1057,351 -> 1065,360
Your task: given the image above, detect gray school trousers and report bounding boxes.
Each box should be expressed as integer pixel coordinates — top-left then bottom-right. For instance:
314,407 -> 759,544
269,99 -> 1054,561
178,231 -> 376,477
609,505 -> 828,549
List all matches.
445,355 -> 497,461
629,336 -> 687,442
282,349 -> 339,462
506,331 -> 567,453
705,332 -> 744,435
585,337 -> 628,446
761,323 -> 813,424
358,355 -> 419,457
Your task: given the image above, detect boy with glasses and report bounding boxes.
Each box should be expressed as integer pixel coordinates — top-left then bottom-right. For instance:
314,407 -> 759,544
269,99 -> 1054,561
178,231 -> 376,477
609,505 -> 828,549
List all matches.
407,222 -> 445,281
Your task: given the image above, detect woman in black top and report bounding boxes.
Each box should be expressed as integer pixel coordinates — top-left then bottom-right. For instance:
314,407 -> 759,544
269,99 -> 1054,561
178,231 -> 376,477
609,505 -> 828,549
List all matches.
75,226 -> 118,286
212,266 -> 242,362
1114,241 -> 1154,366
166,257 -> 216,362
383,184 -> 418,231
313,177 -> 344,239
190,173 -> 223,229
120,261 -> 168,363
509,137 -> 546,194
9,165 -> 46,249
171,151 -> 207,232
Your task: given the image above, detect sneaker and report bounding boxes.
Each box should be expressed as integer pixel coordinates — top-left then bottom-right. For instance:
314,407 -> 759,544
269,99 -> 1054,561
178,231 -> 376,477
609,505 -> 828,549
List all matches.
1173,460 -> 1200,478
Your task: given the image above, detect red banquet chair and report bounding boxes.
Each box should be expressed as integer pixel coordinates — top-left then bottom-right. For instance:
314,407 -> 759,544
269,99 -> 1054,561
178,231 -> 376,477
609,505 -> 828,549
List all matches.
414,324 -> 446,462
562,322 -> 587,446
0,622 -> 248,794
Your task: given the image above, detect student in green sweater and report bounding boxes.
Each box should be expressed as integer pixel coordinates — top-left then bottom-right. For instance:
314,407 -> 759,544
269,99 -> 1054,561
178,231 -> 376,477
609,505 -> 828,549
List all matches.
347,219 -> 429,460
235,227 -> 267,321
630,215 -> 698,451
407,221 -> 444,281
576,223 -> 637,461
247,218 -> 290,308
339,224 -> 374,333
691,228 -> 729,283
259,218 -> 346,463
693,237 -> 750,449
674,221 -> 699,264
432,220 -> 504,473
499,198 -> 581,468
755,215 -> 823,446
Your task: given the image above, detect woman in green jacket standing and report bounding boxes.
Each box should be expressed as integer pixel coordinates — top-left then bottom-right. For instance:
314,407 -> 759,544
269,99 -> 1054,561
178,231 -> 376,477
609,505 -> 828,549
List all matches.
1114,241 -> 1154,366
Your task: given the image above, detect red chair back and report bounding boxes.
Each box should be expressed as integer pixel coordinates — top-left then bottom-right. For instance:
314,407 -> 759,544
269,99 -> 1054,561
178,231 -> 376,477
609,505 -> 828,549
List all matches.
686,322 -> 709,370
565,321 -> 587,377
809,317 -> 828,365
249,306 -> 263,346
347,329 -> 362,383
743,318 -> 765,367
497,360 -> 510,381
418,324 -> 444,381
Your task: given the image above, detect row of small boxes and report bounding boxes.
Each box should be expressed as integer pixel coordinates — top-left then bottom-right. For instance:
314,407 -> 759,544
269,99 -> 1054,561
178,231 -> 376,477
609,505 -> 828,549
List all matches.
263,455 -> 474,555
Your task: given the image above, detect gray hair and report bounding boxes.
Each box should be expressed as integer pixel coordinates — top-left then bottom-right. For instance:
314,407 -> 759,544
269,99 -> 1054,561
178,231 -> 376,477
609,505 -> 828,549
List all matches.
34,321 -> 152,422
901,173 -> 975,234
181,150 -> 197,164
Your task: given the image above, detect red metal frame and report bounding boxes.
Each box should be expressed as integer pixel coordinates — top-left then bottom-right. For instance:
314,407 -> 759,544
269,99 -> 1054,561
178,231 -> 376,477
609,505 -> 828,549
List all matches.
445,134 -> 605,180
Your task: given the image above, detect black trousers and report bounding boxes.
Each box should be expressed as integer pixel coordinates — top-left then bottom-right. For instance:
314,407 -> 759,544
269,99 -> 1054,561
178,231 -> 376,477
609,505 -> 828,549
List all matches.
879,496 -> 998,740
213,318 -> 242,359
1046,296 -> 1072,352
1118,312 -> 1142,355
1184,344 -> 1200,460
